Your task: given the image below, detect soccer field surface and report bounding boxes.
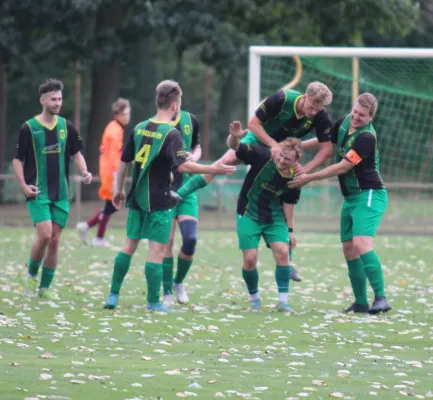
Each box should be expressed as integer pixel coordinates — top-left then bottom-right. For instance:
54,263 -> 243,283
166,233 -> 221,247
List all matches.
0,228 -> 432,400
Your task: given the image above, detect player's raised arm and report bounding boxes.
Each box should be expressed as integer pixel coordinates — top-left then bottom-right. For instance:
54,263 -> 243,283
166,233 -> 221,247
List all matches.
226,121 -> 249,150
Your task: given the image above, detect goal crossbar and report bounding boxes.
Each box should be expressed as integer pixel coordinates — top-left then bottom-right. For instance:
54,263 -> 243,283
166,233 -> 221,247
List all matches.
248,46 -> 433,118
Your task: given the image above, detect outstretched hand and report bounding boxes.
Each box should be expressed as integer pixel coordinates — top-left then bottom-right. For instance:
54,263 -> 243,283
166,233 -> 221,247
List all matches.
213,161 -> 237,175
230,121 -> 249,138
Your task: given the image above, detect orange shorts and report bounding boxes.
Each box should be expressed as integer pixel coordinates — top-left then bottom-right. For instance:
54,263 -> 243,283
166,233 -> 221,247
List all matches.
98,175 -> 113,200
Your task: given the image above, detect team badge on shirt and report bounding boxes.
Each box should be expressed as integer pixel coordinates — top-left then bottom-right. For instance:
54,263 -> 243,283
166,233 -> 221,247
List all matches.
184,125 -> 191,135
59,129 -> 66,140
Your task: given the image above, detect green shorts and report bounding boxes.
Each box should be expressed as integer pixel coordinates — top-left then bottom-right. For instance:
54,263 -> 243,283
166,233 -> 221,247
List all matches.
240,131 -> 262,146
340,189 -> 388,242
126,208 -> 172,243
27,199 -> 70,228
236,214 -> 289,250
172,193 -> 199,219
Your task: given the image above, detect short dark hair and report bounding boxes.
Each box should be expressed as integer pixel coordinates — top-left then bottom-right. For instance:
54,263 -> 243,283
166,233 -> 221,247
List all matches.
39,79 -> 64,95
155,80 -> 182,109
112,98 -> 130,115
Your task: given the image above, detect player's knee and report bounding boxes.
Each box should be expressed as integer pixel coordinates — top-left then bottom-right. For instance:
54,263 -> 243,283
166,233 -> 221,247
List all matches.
179,219 -> 198,256
243,254 -> 257,270
274,247 -> 289,266
37,228 -> 52,245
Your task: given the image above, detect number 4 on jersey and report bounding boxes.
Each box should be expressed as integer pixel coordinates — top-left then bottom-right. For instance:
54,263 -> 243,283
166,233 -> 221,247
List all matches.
135,144 -> 151,169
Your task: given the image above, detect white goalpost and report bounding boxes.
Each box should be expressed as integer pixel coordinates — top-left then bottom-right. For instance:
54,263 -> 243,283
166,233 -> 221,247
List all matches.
247,46 -> 433,230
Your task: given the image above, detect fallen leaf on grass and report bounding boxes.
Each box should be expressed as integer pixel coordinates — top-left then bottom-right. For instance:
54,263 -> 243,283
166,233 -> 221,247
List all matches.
39,352 -> 56,359
141,356 -> 153,361
165,369 -> 181,375
329,393 -> 345,398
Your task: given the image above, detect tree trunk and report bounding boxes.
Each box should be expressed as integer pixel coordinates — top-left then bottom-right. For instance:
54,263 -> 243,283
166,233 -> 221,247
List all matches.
0,55 -> 7,203
213,67 -> 237,157
84,1 -> 122,199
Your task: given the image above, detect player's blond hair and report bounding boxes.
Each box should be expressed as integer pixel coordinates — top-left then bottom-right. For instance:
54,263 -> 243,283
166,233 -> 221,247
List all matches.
356,93 -> 378,117
155,80 -> 182,110
280,137 -> 302,161
112,98 -> 130,115
306,81 -> 333,105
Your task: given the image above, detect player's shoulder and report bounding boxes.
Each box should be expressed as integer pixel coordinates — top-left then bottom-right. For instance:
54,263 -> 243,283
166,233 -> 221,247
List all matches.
315,107 -> 331,121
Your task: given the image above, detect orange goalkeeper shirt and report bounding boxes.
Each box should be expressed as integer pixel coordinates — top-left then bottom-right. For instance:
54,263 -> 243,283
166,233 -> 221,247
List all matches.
98,120 -> 124,200
99,120 -> 124,177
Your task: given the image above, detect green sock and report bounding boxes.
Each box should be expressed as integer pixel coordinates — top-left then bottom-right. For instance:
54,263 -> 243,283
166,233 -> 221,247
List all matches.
347,258 -> 368,305
174,257 -> 193,284
162,257 -> 174,295
361,250 -> 386,298
177,175 -> 208,198
275,265 -> 290,293
242,268 -> 259,295
28,258 -> 42,277
110,252 -> 132,295
39,267 -> 56,289
145,262 -> 163,304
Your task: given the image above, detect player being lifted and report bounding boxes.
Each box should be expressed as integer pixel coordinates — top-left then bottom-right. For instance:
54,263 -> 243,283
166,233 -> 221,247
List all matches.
228,121 -> 301,312
103,80 -> 236,312
77,98 -> 131,247
174,82 -> 334,281
162,110 -> 201,306
289,93 -> 391,315
13,78 -> 92,300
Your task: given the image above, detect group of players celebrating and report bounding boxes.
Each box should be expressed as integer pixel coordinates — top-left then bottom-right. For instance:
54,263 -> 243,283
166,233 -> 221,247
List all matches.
13,77 -> 391,315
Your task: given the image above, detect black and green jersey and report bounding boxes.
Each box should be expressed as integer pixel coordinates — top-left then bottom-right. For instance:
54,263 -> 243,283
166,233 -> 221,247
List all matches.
122,118 -> 187,211
255,89 -> 332,143
331,114 -> 385,197
171,111 -> 200,191
14,116 -> 83,202
235,143 -> 300,223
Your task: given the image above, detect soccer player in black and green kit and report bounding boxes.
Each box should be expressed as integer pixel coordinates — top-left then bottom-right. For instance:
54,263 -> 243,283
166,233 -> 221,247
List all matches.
175,82 -> 334,281
289,93 -> 391,315
227,121 -> 302,312
13,79 -> 92,300
163,111 -> 201,306
103,80 -> 236,312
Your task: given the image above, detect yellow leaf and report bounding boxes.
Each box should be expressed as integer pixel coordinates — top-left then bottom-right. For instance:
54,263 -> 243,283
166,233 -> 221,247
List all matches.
208,380 -> 217,384
176,393 -> 188,398
141,356 -> 153,361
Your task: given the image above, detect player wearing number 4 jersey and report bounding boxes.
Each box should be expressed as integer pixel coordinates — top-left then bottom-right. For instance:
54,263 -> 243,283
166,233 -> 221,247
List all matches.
290,93 -> 391,315
103,80 -> 235,313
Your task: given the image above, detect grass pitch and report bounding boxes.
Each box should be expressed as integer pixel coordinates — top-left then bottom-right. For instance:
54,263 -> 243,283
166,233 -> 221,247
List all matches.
0,228 -> 432,400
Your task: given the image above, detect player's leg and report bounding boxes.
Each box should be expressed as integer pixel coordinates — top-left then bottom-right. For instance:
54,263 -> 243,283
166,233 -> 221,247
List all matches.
236,214 -> 262,310
269,242 -> 294,313
339,198 -> 369,313
352,189 -> 390,314
37,200 -> 69,299
103,208 -> 141,309
162,218 -> 177,305
77,175 -> 113,244
24,200 -> 53,296
264,220 -> 294,313
38,222 -> 63,299
144,209 -> 173,312
93,200 -> 118,247
172,194 -> 199,304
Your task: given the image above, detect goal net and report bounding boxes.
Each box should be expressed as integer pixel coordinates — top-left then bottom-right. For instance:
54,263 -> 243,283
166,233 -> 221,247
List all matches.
249,47 -> 433,233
